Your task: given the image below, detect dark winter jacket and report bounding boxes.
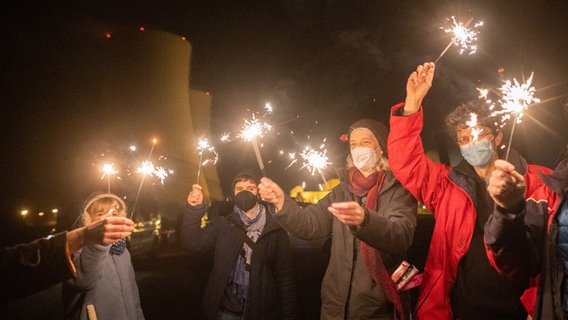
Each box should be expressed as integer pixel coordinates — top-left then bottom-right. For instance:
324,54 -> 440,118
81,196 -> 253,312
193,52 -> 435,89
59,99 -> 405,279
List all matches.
273,167 -> 417,320
1,232 -> 75,303
181,203 -> 297,320
485,158 -> 568,319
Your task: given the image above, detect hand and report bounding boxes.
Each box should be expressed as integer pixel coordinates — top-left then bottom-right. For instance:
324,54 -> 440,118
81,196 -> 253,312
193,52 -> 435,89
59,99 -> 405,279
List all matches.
67,216 -> 135,254
487,159 -> 526,209
259,177 -> 285,211
187,184 -> 204,206
404,62 -> 435,115
84,216 -> 135,246
327,201 -> 365,226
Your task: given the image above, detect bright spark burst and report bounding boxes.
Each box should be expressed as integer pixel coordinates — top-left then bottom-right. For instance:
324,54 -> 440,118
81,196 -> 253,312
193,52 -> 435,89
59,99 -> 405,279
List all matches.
220,132 -> 231,142
138,160 -> 155,175
153,166 -> 169,185
137,160 -> 171,185
477,88 -> 489,100
493,73 -> 540,124
443,16 -> 483,55
238,114 -> 271,142
300,146 -> 331,175
264,102 -> 273,114
196,137 -> 219,165
466,113 -> 481,141
101,163 -> 118,179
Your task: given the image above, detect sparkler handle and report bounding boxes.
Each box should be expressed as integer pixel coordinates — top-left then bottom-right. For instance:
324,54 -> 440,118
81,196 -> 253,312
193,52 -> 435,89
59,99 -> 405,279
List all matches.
434,41 -> 453,64
251,139 -> 267,176
504,117 -> 518,161
196,150 -> 204,184
320,171 -> 328,185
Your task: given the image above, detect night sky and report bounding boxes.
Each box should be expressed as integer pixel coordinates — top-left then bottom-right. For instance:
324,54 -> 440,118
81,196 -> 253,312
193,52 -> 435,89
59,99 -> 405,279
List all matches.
2,0 -> 568,243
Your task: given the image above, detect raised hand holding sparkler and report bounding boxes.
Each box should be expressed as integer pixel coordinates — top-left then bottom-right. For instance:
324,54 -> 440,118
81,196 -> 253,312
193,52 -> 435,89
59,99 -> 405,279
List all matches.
434,16 -> 483,64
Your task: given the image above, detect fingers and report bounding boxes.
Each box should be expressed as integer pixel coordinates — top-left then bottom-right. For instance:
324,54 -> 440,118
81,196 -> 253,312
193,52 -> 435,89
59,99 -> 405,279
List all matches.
84,217 -> 135,245
328,202 -> 364,226
494,159 -> 515,172
187,184 -> 204,205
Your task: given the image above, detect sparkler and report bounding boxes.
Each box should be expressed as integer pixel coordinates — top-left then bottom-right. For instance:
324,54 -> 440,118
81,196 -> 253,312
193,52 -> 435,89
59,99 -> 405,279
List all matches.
195,137 -> 219,184
434,17 -> 483,64
300,145 -> 331,184
287,140 -> 331,185
238,114 -> 271,176
101,163 -> 118,193
492,72 -> 540,160
465,113 -> 482,142
131,139 -> 157,219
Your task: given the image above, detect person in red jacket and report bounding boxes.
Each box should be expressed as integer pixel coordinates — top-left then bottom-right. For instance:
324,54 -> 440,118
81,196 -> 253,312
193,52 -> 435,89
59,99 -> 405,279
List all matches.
387,62 -> 551,319
485,158 -> 568,319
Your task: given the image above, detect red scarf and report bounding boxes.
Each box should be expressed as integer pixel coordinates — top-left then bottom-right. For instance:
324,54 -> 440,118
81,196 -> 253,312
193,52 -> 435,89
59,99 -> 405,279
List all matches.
349,168 -> 405,320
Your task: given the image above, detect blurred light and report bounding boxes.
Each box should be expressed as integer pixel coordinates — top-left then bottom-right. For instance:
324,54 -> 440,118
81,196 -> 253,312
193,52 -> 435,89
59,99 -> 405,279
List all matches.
52,208 -> 58,214
181,36 -> 187,41
130,145 -> 137,151
105,33 -> 111,39
20,209 -> 29,216
38,212 -> 45,217
139,26 -> 145,31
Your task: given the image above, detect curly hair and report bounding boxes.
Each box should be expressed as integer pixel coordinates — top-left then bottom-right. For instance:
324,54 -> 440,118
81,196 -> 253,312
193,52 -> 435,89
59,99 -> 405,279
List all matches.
445,99 -> 499,138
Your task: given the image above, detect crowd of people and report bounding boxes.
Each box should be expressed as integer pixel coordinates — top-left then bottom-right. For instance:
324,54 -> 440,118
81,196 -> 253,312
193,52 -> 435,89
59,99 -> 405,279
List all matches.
2,62 -> 566,320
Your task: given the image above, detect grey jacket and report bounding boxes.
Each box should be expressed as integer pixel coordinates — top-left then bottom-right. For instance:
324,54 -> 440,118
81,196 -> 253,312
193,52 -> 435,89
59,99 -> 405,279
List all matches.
63,244 -> 145,320
273,169 -> 417,320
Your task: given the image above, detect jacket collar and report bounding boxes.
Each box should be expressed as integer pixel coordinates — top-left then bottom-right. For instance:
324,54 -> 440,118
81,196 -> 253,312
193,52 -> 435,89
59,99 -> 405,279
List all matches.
539,158 -> 568,196
449,147 -> 528,202
228,203 -> 282,235
336,167 -> 398,194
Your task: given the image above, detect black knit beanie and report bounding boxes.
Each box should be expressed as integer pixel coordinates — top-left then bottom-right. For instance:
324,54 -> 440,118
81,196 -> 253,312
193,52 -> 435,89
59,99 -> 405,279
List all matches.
347,119 -> 389,157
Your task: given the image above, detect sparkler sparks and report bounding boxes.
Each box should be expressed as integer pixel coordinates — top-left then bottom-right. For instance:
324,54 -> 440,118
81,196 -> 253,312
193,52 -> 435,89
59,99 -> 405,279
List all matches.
238,114 -> 272,142
491,72 -> 540,160
465,113 -> 482,141
136,160 -> 171,185
493,73 -> 540,124
195,137 -> 219,184
300,146 -> 331,176
238,112 -> 273,175
101,163 -> 118,193
101,163 -> 118,179
435,16 -> 483,63
287,140 -> 331,184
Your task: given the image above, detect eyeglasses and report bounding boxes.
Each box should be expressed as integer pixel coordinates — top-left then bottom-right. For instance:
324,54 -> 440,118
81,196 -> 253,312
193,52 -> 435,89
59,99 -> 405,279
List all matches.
456,130 -> 493,146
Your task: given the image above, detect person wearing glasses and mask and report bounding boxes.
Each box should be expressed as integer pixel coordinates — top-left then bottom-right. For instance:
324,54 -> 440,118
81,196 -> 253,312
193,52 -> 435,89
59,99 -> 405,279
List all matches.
181,170 -> 297,320
387,62 -> 551,320
259,119 -> 417,320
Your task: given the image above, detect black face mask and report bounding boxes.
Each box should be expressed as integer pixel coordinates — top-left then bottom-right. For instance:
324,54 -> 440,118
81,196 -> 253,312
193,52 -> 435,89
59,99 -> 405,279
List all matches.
234,190 -> 259,212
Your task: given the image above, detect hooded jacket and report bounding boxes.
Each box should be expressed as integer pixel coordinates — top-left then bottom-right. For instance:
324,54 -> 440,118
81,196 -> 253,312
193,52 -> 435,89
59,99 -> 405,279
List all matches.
181,202 -> 297,320
387,103 -> 551,319
485,158 -> 568,319
272,167 -> 417,320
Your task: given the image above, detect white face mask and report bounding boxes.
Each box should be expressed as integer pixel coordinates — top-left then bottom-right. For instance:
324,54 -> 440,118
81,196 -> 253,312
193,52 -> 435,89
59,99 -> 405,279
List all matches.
351,146 -> 378,171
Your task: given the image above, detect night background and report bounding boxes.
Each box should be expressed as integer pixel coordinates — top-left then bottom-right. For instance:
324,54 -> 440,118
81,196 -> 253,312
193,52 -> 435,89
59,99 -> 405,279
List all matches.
2,0 -> 568,246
